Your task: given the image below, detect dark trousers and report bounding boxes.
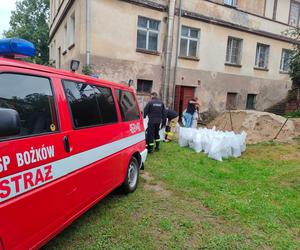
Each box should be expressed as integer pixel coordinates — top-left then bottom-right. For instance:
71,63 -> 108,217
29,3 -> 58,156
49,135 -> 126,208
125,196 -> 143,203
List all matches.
146,123 -> 160,148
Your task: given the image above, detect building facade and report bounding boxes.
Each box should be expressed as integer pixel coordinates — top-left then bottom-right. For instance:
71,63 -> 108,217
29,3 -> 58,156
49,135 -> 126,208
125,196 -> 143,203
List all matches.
49,0 -> 296,116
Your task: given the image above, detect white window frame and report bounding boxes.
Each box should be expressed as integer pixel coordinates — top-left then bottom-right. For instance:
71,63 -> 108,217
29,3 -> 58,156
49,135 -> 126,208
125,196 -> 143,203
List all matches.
137,16 -> 160,51
224,0 -> 237,7
289,1 -> 300,27
63,23 -> 68,51
180,26 -> 200,58
255,43 -> 270,69
226,37 -> 243,65
69,12 -> 75,47
280,49 -> 292,72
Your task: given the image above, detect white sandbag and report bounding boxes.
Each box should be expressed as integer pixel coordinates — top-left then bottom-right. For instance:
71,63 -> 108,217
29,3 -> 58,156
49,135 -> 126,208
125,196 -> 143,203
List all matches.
208,137 -> 224,161
177,126 -> 247,161
179,127 -> 189,147
192,132 -> 203,153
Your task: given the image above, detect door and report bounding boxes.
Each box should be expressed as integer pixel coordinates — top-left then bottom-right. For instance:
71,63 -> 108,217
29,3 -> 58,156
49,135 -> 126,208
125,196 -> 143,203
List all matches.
0,70 -> 72,249
174,86 -> 196,117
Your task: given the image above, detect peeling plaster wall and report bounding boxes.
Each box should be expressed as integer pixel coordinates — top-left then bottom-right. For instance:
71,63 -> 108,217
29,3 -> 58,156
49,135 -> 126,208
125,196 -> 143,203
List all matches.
49,0 -> 294,114
84,55 -> 163,93
174,67 -> 292,112
183,0 -> 291,36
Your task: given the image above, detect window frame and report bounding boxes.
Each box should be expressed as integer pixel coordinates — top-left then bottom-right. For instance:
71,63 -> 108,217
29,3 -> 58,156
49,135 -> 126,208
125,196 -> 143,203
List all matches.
289,0 -> 300,27
62,80 -> 119,130
226,92 -> 238,110
69,12 -> 75,48
224,0 -> 237,7
114,89 -> 141,122
136,16 -> 160,52
255,43 -> 270,69
0,72 -> 60,142
179,26 -> 200,58
225,36 -> 243,65
280,49 -> 292,73
246,94 -> 257,110
137,79 -> 153,95
63,23 -> 68,51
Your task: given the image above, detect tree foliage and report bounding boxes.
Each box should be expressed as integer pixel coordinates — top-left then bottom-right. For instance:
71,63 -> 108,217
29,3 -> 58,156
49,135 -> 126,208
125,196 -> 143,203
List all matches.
286,28 -> 300,86
3,0 -> 50,65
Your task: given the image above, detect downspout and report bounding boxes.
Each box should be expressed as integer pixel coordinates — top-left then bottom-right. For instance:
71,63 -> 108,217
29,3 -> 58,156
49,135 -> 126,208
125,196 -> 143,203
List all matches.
163,0 -> 176,106
86,0 -> 91,65
172,0 -> 182,110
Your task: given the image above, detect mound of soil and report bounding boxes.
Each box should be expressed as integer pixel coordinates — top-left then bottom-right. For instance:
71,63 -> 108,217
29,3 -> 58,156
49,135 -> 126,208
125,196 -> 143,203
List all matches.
208,110 -> 298,144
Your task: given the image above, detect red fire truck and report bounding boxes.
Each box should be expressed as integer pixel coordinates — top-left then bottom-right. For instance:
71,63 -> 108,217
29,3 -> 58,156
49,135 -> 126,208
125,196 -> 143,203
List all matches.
0,38 -> 147,249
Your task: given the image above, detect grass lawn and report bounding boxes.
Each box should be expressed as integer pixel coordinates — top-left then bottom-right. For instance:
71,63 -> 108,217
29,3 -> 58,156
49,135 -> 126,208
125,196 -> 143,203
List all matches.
44,141 -> 300,250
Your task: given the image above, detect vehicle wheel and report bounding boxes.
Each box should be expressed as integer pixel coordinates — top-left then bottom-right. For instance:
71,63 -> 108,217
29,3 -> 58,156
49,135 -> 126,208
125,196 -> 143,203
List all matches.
121,157 -> 140,194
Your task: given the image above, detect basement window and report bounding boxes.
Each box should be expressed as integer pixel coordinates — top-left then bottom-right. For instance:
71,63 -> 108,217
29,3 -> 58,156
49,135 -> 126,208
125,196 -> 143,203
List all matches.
246,94 -> 257,110
137,79 -> 153,94
226,92 -> 238,110
224,0 -> 237,7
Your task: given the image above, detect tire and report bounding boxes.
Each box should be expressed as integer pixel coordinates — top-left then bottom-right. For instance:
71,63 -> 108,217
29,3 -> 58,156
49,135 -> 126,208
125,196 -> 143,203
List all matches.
121,157 -> 140,194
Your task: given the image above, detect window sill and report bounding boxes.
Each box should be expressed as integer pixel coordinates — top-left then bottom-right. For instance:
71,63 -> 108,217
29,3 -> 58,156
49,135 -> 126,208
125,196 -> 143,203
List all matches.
136,48 -> 160,56
254,67 -> 269,72
68,43 -> 75,50
179,56 -> 200,61
223,4 -> 237,9
62,50 -> 67,56
279,70 -> 289,75
224,62 -> 242,68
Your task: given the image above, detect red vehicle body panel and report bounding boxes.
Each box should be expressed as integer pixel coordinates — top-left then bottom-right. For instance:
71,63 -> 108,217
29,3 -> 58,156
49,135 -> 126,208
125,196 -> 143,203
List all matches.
0,58 -> 146,249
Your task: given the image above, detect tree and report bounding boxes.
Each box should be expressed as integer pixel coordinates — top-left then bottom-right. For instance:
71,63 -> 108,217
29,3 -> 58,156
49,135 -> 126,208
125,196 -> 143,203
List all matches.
3,0 -> 50,65
286,28 -> 300,86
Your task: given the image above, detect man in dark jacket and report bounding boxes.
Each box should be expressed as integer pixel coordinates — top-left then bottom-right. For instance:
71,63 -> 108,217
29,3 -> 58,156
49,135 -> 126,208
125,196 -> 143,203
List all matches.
144,92 -> 166,153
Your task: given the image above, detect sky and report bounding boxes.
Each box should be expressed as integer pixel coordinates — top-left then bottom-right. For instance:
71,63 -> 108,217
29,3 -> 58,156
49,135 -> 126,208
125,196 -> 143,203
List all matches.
0,0 -> 16,38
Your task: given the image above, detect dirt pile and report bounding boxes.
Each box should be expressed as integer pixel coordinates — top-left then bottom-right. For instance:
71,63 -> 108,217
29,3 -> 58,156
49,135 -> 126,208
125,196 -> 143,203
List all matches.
208,110 -> 299,144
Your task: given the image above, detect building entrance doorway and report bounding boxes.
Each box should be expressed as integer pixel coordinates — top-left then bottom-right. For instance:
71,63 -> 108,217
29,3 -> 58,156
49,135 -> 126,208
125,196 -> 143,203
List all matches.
174,86 -> 196,117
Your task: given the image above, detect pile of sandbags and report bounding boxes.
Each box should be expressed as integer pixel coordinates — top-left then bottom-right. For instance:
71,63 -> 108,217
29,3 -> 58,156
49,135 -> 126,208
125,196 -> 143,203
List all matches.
179,127 -> 247,161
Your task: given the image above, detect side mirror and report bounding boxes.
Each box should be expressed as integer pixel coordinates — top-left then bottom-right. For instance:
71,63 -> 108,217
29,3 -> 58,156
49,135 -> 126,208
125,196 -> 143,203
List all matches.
0,108 -> 21,137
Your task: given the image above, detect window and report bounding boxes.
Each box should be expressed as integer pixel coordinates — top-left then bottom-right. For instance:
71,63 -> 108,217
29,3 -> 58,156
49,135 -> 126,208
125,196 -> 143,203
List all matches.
226,92 -> 238,110
115,90 -> 140,121
224,0 -> 236,7
255,43 -> 270,69
246,94 -> 257,110
69,13 -> 75,46
63,81 -> 118,128
137,16 -> 160,51
226,37 -> 243,65
280,49 -> 292,72
0,73 -> 58,139
64,23 -> 68,50
289,1 -> 300,27
180,26 -> 199,58
137,79 -> 153,94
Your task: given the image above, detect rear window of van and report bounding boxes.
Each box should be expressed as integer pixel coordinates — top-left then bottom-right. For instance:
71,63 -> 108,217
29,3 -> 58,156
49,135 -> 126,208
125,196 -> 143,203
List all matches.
115,89 -> 140,121
63,80 -> 118,128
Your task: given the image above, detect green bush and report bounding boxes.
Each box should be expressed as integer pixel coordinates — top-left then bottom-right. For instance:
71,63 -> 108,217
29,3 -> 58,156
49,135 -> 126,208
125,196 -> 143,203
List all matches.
286,108 -> 300,118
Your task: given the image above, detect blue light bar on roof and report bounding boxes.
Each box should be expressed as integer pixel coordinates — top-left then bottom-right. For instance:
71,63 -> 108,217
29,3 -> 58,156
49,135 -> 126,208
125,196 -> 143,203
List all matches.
0,38 -> 36,57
